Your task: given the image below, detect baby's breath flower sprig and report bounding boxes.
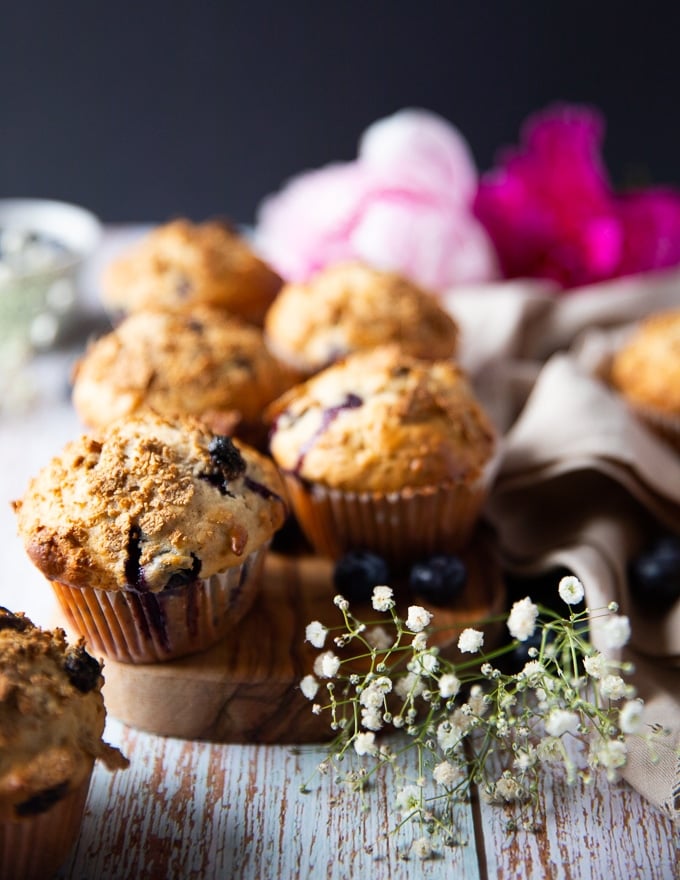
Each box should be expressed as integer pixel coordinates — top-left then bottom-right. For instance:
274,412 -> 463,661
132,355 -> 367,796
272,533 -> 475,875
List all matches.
299,579 -> 666,857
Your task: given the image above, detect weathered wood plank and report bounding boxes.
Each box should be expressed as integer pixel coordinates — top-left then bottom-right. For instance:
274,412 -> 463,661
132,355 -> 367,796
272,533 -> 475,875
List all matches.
477,752 -> 679,880
59,720 -> 481,880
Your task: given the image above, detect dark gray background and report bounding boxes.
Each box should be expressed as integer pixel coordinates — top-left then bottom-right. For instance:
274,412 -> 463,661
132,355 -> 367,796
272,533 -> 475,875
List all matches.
2,2 -> 679,225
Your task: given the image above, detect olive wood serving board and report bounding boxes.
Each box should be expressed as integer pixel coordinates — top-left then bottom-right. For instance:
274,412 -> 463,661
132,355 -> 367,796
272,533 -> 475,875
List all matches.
99,528 -> 507,744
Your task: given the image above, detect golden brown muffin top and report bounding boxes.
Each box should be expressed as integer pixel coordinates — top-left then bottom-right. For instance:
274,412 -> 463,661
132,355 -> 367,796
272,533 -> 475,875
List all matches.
268,346 -> 497,492
71,307 -> 296,432
264,261 -> 459,373
610,310 -> 680,414
0,608 -> 127,822
101,219 -> 282,325
13,414 -> 288,593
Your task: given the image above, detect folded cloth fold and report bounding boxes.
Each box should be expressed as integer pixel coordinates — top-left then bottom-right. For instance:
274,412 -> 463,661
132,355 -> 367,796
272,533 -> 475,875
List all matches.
441,269 -> 680,821
482,344 -> 680,822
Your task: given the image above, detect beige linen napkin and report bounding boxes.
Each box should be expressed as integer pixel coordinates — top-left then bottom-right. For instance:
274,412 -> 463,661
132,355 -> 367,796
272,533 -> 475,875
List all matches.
443,275 -> 680,822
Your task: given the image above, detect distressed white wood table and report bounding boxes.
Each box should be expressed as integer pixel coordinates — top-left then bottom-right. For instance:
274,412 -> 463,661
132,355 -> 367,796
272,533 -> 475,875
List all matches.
0,229 -> 677,879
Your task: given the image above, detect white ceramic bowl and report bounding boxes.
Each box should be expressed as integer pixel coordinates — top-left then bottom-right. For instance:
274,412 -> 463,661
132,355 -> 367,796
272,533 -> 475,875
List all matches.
0,198 -> 102,351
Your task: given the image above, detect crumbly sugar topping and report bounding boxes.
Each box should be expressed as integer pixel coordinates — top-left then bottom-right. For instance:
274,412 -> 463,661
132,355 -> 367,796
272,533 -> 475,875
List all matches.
14,414 -> 287,592
0,608 -> 127,819
268,346 -> 496,492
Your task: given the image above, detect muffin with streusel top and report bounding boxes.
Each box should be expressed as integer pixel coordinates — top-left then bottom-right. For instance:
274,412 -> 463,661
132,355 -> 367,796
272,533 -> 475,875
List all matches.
71,306 -> 296,447
267,345 -> 498,565
0,607 -> 127,880
264,261 -> 459,376
609,309 -> 680,448
102,218 -> 282,325
13,414 -> 288,663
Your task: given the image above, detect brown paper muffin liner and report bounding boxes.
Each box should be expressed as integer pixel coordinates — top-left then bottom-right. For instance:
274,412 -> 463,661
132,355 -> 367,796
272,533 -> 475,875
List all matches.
50,543 -> 268,664
282,456 -> 499,566
0,769 -> 92,880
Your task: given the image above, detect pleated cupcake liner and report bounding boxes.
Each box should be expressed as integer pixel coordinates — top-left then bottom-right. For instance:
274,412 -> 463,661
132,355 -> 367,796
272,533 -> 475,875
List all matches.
0,770 -> 91,880
282,462 -> 496,568
50,543 -> 268,664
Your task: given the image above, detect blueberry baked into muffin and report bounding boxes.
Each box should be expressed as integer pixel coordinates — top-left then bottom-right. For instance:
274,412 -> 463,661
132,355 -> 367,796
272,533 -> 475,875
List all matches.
264,261 -> 459,376
13,413 -> 288,663
101,218 -> 282,326
0,607 -> 127,879
71,306 -> 296,447
267,345 -> 498,565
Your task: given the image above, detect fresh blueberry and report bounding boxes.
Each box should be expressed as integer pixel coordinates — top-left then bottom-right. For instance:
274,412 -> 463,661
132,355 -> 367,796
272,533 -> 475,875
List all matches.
409,555 -> 467,606
628,533 -> 680,611
333,550 -> 390,602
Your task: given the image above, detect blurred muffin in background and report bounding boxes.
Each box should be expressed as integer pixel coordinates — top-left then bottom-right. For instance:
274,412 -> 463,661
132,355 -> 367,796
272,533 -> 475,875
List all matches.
610,308 -> 680,449
71,306 -> 296,449
101,218 -> 282,325
0,607 -> 127,880
264,261 -> 459,377
267,345 -> 498,565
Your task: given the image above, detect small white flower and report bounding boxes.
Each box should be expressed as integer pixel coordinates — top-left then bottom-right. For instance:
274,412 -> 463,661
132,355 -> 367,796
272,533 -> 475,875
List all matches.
494,773 -> 522,802
507,596 -> 539,642
600,615 -> 631,650
545,709 -> 580,737
314,651 -> 341,679
300,674 -> 319,700
619,699 -> 644,734
371,585 -> 394,612
333,594 -> 349,610
304,620 -> 328,648
467,684 -> 489,716
458,628 -> 484,654
519,660 -> 544,685
395,671 -> 424,699
406,605 -> 433,633
432,760 -> 463,787
438,673 -> 461,699
413,651 -> 439,676
590,738 -> 627,781
599,674 -> 627,701
558,575 -> 585,606
360,707 -> 383,731
353,731 -> 377,756
411,837 -> 433,860
359,684 -> 384,709
583,652 -> 608,680
514,747 -> 537,772
411,632 -> 428,651
372,675 -> 393,694
395,784 -> 421,814
365,625 -> 393,650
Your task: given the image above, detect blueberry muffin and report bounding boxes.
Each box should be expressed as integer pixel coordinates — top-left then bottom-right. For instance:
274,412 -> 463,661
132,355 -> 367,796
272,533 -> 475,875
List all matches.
264,261 -> 459,376
101,218 -> 282,325
267,346 -> 498,565
0,607 -> 127,880
71,306 -> 296,447
610,309 -> 680,447
13,414 -> 288,663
